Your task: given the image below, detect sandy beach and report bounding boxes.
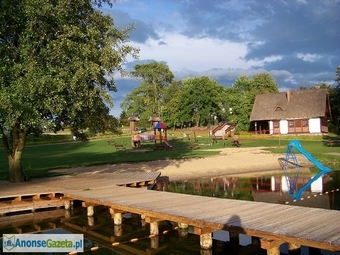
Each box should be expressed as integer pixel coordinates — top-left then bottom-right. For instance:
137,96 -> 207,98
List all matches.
50,147 -> 312,181
0,147 -> 314,192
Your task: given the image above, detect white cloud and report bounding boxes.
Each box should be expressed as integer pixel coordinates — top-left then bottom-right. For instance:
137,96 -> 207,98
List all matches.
296,53 -> 322,62
131,33 -> 253,72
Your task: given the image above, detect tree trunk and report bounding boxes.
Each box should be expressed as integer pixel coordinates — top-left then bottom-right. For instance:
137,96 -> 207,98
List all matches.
1,123 -> 27,183
8,152 -> 25,182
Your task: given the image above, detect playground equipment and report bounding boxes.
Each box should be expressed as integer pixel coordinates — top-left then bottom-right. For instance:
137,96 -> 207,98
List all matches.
279,140 -> 332,200
153,121 -> 172,149
211,122 -> 235,140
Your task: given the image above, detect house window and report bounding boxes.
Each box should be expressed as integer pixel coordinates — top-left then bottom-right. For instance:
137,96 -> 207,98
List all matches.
275,107 -> 283,111
273,121 -> 279,128
303,120 -> 308,127
289,120 -> 294,127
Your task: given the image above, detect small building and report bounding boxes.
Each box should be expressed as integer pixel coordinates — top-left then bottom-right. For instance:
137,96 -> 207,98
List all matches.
250,89 -> 331,135
128,114 -> 140,133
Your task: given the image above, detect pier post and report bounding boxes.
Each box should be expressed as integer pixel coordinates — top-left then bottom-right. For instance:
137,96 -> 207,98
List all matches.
64,209 -> 71,219
87,206 -> 94,217
178,223 -> 188,229
200,248 -> 213,255
150,236 -> 159,249
178,223 -> 189,237
114,225 -> 123,236
145,216 -> 160,235
200,233 -> 213,249
267,246 -> 280,255
149,221 -> 159,235
288,243 -> 300,254
261,239 -> 283,255
109,208 -> 123,225
88,216 -> 94,226
64,200 -> 71,210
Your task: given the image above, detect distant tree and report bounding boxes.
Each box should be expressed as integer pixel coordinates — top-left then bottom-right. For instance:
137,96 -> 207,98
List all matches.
120,82 -> 155,125
225,76 -> 253,131
329,66 -> 340,134
127,62 -> 174,117
161,80 -> 183,128
119,110 -> 129,127
225,73 -> 279,131
297,85 -> 309,90
336,66 -> 340,85
251,72 -> 279,94
175,76 -> 225,127
0,0 -> 138,182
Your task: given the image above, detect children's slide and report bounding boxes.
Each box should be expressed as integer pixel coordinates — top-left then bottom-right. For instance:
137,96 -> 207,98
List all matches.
283,140 -> 332,199
164,140 -> 173,149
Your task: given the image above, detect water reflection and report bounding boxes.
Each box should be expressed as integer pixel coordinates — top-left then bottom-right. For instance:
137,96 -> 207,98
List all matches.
165,172 -> 340,210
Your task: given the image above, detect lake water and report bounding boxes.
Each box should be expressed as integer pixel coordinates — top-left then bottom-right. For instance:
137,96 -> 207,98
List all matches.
1,172 -> 340,255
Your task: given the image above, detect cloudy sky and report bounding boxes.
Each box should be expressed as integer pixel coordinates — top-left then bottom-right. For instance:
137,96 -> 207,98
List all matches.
102,0 -> 340,117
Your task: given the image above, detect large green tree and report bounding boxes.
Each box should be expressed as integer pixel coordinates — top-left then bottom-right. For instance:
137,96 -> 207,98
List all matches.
0,0 -> 138,182
225,72 -> 279,131
121,62 -> 174,121
175,76 -> 225,127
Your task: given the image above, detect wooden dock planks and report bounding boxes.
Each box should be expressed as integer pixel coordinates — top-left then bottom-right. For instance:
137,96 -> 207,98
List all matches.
0,192 -> 64,216
64,185 -> 340,252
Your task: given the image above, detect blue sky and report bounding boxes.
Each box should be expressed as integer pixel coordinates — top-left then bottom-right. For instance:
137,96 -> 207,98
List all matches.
101,0 -> 340,117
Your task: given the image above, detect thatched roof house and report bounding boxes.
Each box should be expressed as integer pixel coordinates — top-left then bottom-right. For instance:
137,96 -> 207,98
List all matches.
250,89 -> 331,134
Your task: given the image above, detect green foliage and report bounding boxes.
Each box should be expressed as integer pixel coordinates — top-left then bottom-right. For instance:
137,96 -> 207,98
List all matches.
0,0 -> 138,182
174,76 -> 226,127
329,66 -> 340,134
225,72 -> 279,131
122,61 -> 174,119
162,80 -> 183,127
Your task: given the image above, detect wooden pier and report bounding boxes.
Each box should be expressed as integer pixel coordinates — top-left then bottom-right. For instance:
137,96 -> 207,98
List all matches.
63,185 -> 340,254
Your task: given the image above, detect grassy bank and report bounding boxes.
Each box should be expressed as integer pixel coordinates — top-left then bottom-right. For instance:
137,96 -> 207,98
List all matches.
0,133 -> 339,180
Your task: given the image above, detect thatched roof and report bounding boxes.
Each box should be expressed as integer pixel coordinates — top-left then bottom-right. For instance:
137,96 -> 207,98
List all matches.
250,89 -> 330,121
128,115 -> 140,121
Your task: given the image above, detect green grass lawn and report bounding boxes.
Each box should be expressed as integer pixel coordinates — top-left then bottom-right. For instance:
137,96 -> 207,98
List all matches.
0,135 -> 339,180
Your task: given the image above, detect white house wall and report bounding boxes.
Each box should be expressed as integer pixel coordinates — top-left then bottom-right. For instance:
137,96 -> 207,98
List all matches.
279,120 -> 288,134
309,118 -> 321,133
269,121 -> 274,134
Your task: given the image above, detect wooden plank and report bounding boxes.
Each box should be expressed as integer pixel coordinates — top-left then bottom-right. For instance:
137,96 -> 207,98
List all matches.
63,185 -> 340,251
0,198 -> 64,215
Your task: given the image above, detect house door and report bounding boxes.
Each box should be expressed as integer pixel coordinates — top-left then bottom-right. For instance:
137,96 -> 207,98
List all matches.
273,121 -> 280,134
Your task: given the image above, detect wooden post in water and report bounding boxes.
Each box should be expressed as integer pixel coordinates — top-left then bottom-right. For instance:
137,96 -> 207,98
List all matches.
200,233 -> 213,249
150,236 -> 159,249
64,200 -> 71,210
149,221 -> 159,235
267,246 -> 280,255
288,243 -> 301,254
109,208 -> 123,225
145,216 -> 160,235
82,201 -> 95,216
87,206 -> 94,217
87,216 -> 94,226
261,239 -> 283,255
178,222 -> 189,237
